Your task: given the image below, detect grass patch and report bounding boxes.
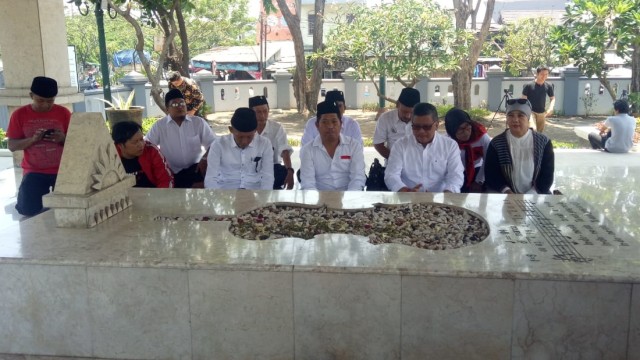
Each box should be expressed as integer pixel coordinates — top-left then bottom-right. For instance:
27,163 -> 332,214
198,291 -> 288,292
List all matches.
553,140 -> 580,149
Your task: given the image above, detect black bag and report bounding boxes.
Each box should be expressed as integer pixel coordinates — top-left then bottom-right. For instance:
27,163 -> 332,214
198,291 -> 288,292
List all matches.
365,158 -> 389,191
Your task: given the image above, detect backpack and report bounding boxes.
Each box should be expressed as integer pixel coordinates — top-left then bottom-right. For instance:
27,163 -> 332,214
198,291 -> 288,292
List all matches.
365,158 -> 389,191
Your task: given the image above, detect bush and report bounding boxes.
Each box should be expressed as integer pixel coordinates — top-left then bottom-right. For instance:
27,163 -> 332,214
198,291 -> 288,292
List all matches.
142,117 -> 159,134
468,108 -> 490,121
436,104 -> 454,117
362,102 -> 380,112
0,128 -> 7,149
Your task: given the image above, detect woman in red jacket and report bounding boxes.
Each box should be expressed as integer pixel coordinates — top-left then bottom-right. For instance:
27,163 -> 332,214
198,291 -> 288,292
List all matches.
112,121 -> 174,188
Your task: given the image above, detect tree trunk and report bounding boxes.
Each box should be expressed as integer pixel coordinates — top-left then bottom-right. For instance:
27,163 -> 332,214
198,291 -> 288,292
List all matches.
452,0 -> 495,109
276,0 -> 307,113
305,0 -> 326,114
108,0 -> 180,113
175,4 -> 191,77
632,42 -> 640,94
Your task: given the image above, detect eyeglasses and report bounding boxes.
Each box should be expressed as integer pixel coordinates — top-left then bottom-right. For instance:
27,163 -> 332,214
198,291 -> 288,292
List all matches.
506,98 -> 532,107
169,101 -> 186,108
411,122 -> 437,132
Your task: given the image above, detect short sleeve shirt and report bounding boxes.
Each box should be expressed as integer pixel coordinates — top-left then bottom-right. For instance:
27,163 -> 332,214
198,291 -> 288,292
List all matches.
522,81 -> 554,113
373,109 -> 411,150
7,104 -> 71,175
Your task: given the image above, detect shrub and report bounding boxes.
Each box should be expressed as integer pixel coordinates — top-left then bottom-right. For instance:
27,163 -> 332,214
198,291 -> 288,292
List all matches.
0,128 -> 6,149
362,102 -> 380,112
142,117 -> 158,134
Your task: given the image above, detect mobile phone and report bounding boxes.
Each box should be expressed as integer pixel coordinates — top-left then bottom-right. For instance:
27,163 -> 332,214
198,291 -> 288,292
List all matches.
43,129 -> 55,136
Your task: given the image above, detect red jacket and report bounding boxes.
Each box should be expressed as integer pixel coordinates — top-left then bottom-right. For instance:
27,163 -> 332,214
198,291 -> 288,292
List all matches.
117,141 -> 174,188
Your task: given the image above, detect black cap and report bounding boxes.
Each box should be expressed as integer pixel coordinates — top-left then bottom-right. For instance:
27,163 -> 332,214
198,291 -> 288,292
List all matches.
30,76 -> 58,98
231,107 -> 258,132
325,90 -> 345,104
316,101 -> 340,120
248,95 -> 268,108
164,89 -> 184,106
397,87 -> 420,107
444,108 -> 471,138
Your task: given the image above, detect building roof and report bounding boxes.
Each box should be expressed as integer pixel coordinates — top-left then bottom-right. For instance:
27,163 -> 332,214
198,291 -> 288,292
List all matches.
192,45 -> 280,64
498,10 -> 565,25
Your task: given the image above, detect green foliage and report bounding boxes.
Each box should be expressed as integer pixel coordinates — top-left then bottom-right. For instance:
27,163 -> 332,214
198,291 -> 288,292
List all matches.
287,138 -> 300,147
363,138 -> 374,147
628,92 -> 640,114
142,117 -> 158,134
319,0 -> 470,96
467,108 -> 491,121
550,0 -> 640,99
361,102 -> 380,112
436,104 -> 454,118
490,17 -> 560,76
187,0 -> 255,54
96,91 -> 136,109
0,128 -> 7,149
552,141 -> 580,149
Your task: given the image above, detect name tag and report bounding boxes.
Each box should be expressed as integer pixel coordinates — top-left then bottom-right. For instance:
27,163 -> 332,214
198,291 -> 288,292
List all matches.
340,155 -> 351,160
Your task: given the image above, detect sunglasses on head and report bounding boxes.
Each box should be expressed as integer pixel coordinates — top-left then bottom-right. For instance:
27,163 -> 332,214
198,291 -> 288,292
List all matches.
506,98 -> 531,106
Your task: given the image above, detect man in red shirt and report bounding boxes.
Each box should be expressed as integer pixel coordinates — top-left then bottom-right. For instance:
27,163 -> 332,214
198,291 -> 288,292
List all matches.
7,76 -> 71,216
112,121 -> 174,188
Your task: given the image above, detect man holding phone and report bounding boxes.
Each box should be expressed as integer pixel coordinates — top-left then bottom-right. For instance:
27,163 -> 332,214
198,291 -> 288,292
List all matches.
7,76 -> 71,216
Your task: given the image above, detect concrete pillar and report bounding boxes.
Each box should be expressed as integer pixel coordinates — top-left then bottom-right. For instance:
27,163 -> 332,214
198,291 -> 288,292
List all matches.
194,70 -> 216,113
0,0 -> 84,166
416,76 -> 429,103
341,68 -> 358,109
486,66 -> 507,111
562,67 -> 581,116
0,0 -> 84,109
120,71 -> 149,117
273,70 -> 293,110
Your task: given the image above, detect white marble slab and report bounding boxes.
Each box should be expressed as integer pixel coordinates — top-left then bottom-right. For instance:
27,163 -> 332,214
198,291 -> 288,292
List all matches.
189,270 -> 294,360
401,276 -> 513,359
87,267 -> 191,360
1,189 -> 639,284
511,280 -> 630,359
0,264 -> 91,356
293,272 -> 401,360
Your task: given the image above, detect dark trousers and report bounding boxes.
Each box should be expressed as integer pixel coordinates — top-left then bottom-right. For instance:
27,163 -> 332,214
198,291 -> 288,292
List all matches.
273,164 -> 288,189
15,173 -> 57,216
588,131 -> 611,150
174,163 -> 204,188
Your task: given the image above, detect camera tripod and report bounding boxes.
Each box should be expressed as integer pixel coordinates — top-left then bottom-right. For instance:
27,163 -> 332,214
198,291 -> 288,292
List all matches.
489,89 -> 511,127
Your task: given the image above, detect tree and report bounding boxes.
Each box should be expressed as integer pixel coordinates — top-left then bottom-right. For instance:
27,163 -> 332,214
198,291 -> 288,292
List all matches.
320,0 -> 468,104
550,0 -> 640,101
451,0 -> 496,110
488,17 -> 560,77
187,0 -> 255,55
107,0 -> 184,113
265,0 -> 326,114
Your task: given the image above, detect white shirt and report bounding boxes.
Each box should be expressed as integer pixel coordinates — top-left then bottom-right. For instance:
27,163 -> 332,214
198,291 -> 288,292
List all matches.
145,115 -> 217,173
299,134 -> 366,191
507,130 -> 535,194
205,134 -> 274,190
258,120 -> 293,164
385,132 -> 464,193
373,109 -> 412,150
604,113 -> 636,153
301,115 -> 362,145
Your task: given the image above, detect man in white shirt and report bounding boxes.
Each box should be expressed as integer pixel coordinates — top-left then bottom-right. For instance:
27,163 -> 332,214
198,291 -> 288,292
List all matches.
588,99 -> 636,153
385,102 -> 464,193
146,89 -> 217,188
205,107 -> 274,190
299,101 -> 366,191
249,95 -> 295,189
301,90 -> 362,145
373,87 -> 420,160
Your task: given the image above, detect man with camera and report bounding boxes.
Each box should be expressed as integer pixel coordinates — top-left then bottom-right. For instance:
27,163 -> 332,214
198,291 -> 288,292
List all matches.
7,76 -> 72,216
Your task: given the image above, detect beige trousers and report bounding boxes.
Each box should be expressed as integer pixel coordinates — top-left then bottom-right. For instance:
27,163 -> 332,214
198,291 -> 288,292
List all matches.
530,112 -> 546,132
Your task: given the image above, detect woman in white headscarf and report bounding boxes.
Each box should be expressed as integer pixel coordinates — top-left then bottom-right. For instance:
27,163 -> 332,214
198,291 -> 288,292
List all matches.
484,99 -> 554,194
